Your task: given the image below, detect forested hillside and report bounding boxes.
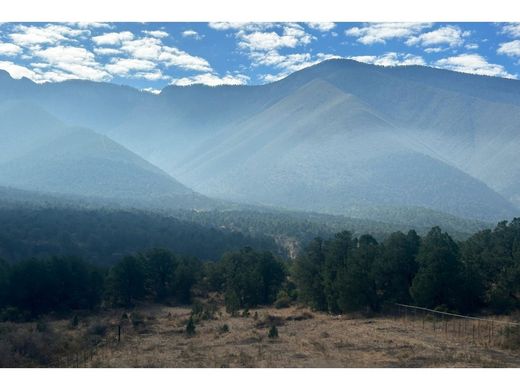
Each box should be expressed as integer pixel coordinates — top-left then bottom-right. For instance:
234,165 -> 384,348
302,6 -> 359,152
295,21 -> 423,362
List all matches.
1,219 -> 519,322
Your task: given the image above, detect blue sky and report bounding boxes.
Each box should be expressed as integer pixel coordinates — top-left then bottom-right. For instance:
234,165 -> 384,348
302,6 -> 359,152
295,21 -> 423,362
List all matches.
1,22 -> 520,92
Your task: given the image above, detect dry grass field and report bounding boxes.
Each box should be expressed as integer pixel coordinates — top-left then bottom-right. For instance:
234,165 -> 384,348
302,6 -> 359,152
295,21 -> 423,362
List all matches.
4,302 -> 519,368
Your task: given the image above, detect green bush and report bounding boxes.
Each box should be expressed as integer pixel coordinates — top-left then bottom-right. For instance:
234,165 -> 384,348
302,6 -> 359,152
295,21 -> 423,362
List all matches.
186,316 -> 196,336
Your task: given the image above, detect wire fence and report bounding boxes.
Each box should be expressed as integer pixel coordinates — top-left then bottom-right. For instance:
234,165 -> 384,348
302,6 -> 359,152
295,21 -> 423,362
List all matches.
50,323 -> 123,368
391,303 -> 520,349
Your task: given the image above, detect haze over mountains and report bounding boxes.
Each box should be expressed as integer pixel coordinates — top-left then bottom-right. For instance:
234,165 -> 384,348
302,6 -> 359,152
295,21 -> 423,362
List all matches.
0,59 -> 519,225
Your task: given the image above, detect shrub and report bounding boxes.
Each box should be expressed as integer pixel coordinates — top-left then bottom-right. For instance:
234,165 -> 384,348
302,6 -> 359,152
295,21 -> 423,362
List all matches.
186,316 -> 196,336
219,324 -> 230,333
268,325 -> 278,339
274,291 -> 292,309
69,315 -> 79,328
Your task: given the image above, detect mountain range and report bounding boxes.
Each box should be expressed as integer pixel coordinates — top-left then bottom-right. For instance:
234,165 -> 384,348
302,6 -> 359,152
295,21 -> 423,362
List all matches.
0,59 -> 519,224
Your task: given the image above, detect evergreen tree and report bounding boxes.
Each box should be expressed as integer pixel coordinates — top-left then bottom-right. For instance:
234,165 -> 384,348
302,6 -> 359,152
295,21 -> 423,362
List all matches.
410,227 -> 464,311
293,238 -> 327,311
107,255 -> 146,307
336,234 -> 380,313
373,230 -> 420,304
142,249 -> 178,302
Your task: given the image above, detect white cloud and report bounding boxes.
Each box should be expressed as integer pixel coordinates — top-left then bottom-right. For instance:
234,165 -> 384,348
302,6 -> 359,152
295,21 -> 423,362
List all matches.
435,54 -> 516,79
105,58 -> 156,76
135,70 -> 167,81
141,87 -> 161,94
424,47 -> 445,53
170,72 -> 249,86
465,43 -> 479,50
69,22 -> 113,29
34,45 -> 95,64
51,63 -> 111,82
406,25 -> 465,47
208,22 -> 274,31
306,22 -> 336,32
120,37 -> 162,59
0,60 -> 37,79
345,23 -> 431,45
238,26 -> 313,51
0,42 -> 22,56
501,23 -> 520,38
143,30 -> 168,38
32,45 -> 110,82
349,52 -> 426,67
10,24 -> 88,47
92,31 -> 134,46
497,40 -> 520,57
116,37 -> 211,71
158,46 -> 212,72
93,47 -> 122,56
182,30 -> 203,40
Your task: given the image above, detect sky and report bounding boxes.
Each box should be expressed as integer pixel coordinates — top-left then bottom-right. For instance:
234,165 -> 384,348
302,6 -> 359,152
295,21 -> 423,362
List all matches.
1,22 -> 520,93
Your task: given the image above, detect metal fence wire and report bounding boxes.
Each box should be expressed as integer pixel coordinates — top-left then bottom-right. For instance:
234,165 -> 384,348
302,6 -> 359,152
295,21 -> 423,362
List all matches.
392,303 -> 520,349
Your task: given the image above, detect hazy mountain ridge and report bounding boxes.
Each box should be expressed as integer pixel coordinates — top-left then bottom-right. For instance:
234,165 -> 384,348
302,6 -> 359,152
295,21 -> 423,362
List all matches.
0,60 -> 519,223
0,101 -> 212,206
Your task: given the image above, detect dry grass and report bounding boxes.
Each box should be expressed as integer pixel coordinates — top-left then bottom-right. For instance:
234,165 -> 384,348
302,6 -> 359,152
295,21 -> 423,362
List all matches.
2,304 -> 520,367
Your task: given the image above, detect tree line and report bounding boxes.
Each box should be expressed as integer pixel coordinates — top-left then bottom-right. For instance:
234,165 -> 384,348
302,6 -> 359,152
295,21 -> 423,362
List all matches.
0,247 -> 287,320
1,218 -> 519,321
294,219 -> 520,315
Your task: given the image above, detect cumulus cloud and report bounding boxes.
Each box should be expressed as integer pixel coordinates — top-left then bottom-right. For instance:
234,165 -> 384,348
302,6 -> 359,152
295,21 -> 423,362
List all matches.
182,30 -> 203,40
69,22 -> 113,29
158,46 -> 212,72
107,36 -> 212,72
345,23 -> 432,45
238,26 -> 313,51
93,47 -> 122,56
0,60 -> 37,79
500,23 -> 520,37
10,24 -> 89,47
170,72 -> 249,86
208,22 -> 274,31
92,31 -> 134,46
141,87 -> 162,94
135,70 -> 167,81
424,47 -> 445,53
306,22 -> 336,32
435,54 -> 516,79
406,25 -> 465,47
105,58 -> 156,76
0,42 -> 22,56
0,23 -> 214,84
497,40 -> 520,57
349,52 -> 426,66
143,30 -> 168,38
32,45 -> 110,82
